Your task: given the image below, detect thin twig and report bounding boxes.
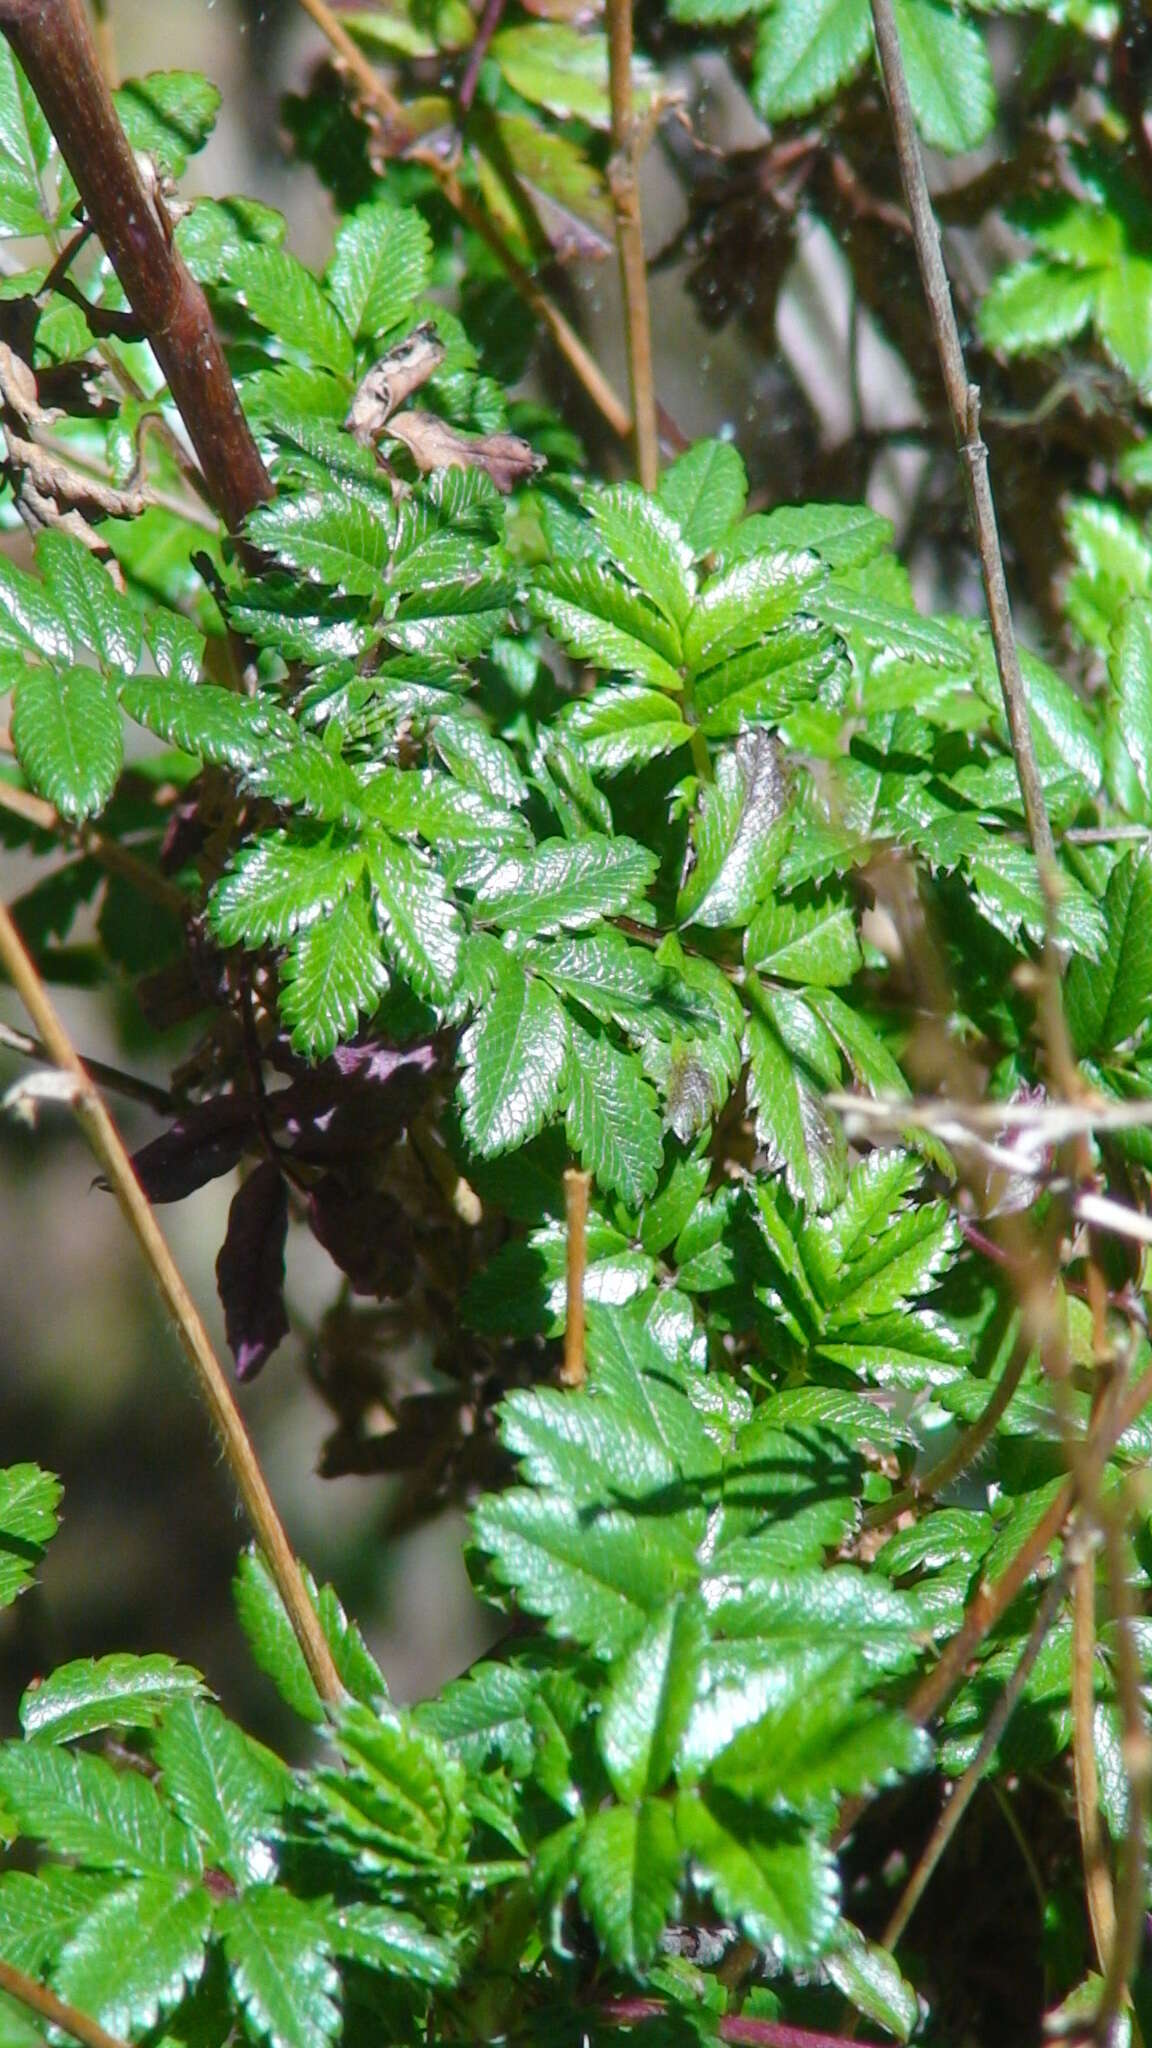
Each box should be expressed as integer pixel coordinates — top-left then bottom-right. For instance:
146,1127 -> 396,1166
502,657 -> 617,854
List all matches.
293,0 -> 632,443
884,1550 -> 1072,1950
561,1165 -> 590,1388
0,1958 -> 130,2048
0,895 -> 345,1712
0,771 -> 189,917
606,0 -> 659,488
867,0 -> 1054,872
0,1017 -> 174,1113
456,0 -> 506,118
1094,1512 -> 1151,2042
1074,1543 -> 1118,1973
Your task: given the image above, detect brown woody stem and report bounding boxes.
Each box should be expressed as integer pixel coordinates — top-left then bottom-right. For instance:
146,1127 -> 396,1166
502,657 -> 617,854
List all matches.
561,1165 -> 590,1388
867,0 -> 1054,873
0,895 -> 345,1711
0,0 -> 271,534
606,0 -> 659,489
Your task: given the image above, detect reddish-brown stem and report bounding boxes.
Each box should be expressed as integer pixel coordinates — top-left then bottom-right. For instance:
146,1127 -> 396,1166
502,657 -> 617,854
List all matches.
0,1958 -> 131,2048
606,0 -> 658,489
0,894 -> 345,1712
0,0 -> 271,534
457,0 -> 507,117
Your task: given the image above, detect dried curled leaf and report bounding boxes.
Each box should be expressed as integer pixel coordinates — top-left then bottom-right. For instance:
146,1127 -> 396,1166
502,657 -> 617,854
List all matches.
386,411 -> 544,491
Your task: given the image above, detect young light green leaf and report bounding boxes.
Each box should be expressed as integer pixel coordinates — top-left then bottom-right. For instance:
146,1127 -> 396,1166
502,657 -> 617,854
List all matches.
575,1799 -> 681,1969
534,567 -> 685,692
219,1887 -> 340,2048
0,1464 -> 60,1610
658,440 -> 748,555
11,662 -> 122,823
587,485 -> 697,631
459,960 -> 568,1155
565,1018 -> 663,1208
20,1655 -> 206,1745
326,1902 -> 457,1988
279,884 -> 389,1057
825,1927 -> 921,2043
746,892 -> 861,985
113,70 -> 221,177
686,549 -> 823,669
228,247 -> 354,378
52,1875 -> 211,2038
325,200 -> 432,341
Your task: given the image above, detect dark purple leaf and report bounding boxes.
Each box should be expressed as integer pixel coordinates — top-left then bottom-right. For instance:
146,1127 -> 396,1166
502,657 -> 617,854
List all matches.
215,1159 -> 290,1379
307,1176 -> 414,1297
132,1095 -> 255,1202
328,1038 -> 437,1086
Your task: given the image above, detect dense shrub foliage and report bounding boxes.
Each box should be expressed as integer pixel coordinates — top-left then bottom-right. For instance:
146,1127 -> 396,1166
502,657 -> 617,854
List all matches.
3,2 -> 1152,2044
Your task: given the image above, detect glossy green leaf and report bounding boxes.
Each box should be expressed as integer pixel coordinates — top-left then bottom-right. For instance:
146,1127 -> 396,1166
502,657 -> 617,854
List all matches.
676,1790 -> 839,1961
752,0 -> 869,120
325,199 -> 432,341
364,830 -> 461,1001
219,1888 -> 340,2048
891,0 -> 994,153
233,1546 -> 388,1727
11,662 -> 122,823
53,1875 -> 211,2037
0,1745 -> 200,1876
565,1018 -> 663,1208
474,833 -> 656,936
0,1465 -> 60,1611
598,1599 -> 709,1799
209,830 -> 365,948
658,439 -> 748,555
459,959 -> 568,1155
20,1656 -> 206,1745
1066,848 -> 1152,1054
575,1799 -> 681,1969
472,1490 -> 696,1657
678,733 -> 790,928
153,1700 -> 286,1882
114,69 -> 220,176
228,247 -> 354,377
279,884 -> 389,1057
245,491 -> 395,595
35,533 -> 141,677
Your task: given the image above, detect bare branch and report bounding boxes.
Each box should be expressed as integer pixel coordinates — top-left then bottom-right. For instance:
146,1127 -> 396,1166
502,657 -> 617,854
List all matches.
0,1958 -> 131,2048
561,1165 -> 590,1388
606,0 -> 659,489
867,0 -> 1054,872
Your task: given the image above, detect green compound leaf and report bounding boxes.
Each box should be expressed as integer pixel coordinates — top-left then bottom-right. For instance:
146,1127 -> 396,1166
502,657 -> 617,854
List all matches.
0,1464 -> 61,1611
565,1018 -> 663,1208
325,1901 -> 457,1989
588,484 -> 697,632
533,565 -> 685,692
710,1652 -> 931,1804
575,1798 -> 681,1970
219,1887 -> 340,2048
325,199 -> 432,341
474,833 -> 656,936
891,0 -> 994,154
678,733 -> 791,929
245,490 -> 396,596
746,891 -> 861,985
227,246 -> 354,378
363,830 -> 461,1001
459,960 -> 568,1155
20,1655 -> 207,1745
979,259 -> 1098,356
1106,599 -> 1152,818
279,884 -> 389,1057
114,69 -> 221,177
752,0 -> 869,122
233,1546 -> 388,1728
1065,848 -> 1152,1055
35,533 -> 141,677
598,1598 -> 709,1800
10,661 -> 122,823
121,675 -> 295,770
658,439 -> 748,555
0,1867 -> 107,1976
209,829 -> 364,950
52,1875 -> 211,2038
0,1744 -> 201,1876
676,1789 -> 840,1962
471,1490 -> 697,1657
825,1927 -> 921,2043
153,1699 -> 287,1884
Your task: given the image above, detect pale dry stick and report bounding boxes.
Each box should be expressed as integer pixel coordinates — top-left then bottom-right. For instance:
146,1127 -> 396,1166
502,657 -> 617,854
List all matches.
606,0 -> 659,489
0,1957 -> 131,2048
1073,1544 -> 1118,1973
883,1549 -> 1073,1952
1093,1512 -> 1151,2047
0,896 -> 346,1712
292,0 -> 632,443
867,0 -> 1055,872
0,769 -> 188,917
561,1165 -> 590,1388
